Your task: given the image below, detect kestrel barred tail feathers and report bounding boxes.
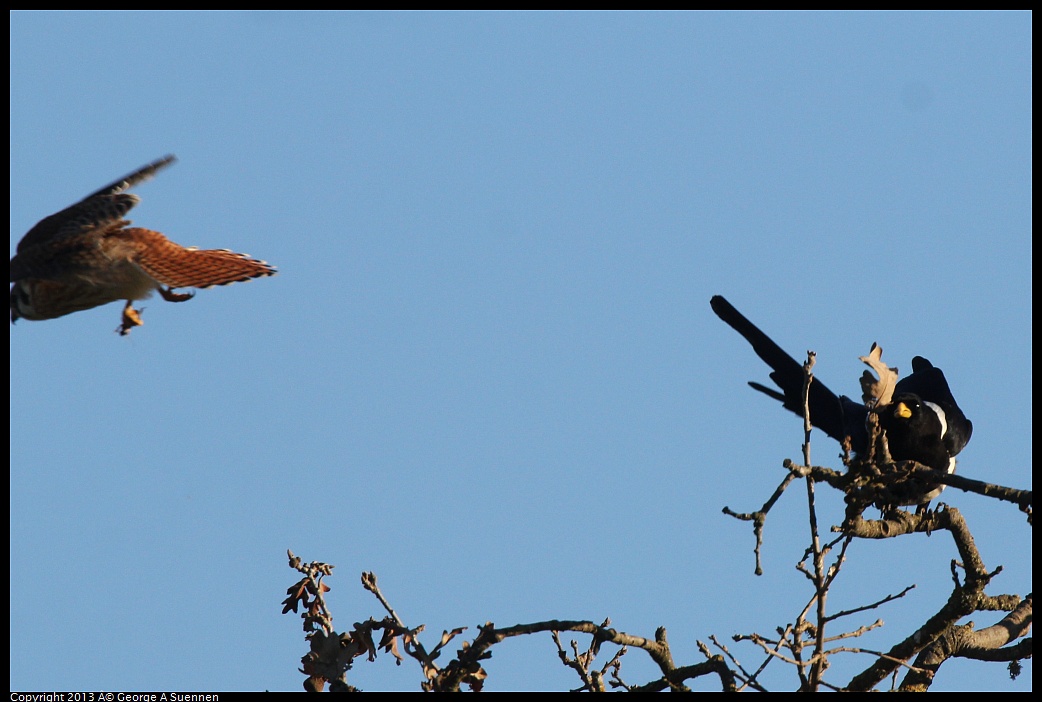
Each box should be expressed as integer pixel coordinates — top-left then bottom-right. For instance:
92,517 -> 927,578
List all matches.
10,155 -> 276,335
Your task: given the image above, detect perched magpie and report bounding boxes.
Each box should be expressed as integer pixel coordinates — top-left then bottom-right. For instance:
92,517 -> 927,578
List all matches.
710,295 -> 972,506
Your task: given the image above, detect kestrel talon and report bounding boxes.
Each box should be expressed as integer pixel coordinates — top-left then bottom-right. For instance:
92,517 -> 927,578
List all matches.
10,155 -> 276,335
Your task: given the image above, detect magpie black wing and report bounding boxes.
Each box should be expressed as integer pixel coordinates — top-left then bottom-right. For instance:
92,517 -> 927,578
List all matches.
894,356 -> 972,456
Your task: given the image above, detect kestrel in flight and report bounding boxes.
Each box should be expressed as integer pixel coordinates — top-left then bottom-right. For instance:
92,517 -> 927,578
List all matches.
10,155 -> 276,335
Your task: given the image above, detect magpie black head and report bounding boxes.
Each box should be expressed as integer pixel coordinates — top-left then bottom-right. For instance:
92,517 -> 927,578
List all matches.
710,295 -> 972,506
877,393 -> 955,473
876,390 -> 972,471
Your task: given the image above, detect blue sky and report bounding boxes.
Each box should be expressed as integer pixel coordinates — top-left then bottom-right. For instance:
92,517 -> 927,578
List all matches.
10,11 -> 1031,692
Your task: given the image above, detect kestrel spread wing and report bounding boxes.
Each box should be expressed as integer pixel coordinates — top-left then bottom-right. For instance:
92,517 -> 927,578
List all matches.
10,155 -> 276,335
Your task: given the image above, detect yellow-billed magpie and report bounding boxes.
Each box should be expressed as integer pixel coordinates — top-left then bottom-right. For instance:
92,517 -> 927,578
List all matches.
710,295 -> 972,506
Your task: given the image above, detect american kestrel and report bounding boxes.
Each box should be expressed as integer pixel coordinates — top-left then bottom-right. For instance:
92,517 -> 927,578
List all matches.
10,155 -> 276,335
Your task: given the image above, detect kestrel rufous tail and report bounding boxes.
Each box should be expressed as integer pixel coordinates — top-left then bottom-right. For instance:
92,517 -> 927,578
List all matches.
10,155 -> 276,335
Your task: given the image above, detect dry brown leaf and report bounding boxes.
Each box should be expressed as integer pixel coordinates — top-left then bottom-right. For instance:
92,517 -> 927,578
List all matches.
384,633 -> 405,664
465,666 -> 488,692
859,343 -> 899,407
281,578 -> 310,614
440,627 -> 467,648
351,621 -> 378,662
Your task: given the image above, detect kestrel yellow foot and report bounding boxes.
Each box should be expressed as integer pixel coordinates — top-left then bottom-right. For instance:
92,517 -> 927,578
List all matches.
159,287 -> 194,303
119,302 -> 144,336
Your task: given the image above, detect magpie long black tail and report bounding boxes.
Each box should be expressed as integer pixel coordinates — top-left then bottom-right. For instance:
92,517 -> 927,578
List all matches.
710,295 -> 853,445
